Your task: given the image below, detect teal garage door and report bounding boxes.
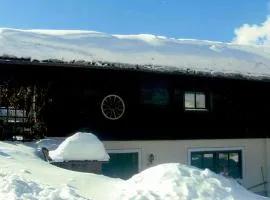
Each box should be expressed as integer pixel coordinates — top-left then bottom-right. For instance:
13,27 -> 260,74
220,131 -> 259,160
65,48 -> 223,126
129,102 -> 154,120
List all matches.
102,152 -> 139,180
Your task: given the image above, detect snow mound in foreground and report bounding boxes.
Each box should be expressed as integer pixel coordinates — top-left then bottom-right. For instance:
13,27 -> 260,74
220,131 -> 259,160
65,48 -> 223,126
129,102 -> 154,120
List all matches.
49,132 -> 109,162
0,170 -> 89,200
113,163 -> 268,200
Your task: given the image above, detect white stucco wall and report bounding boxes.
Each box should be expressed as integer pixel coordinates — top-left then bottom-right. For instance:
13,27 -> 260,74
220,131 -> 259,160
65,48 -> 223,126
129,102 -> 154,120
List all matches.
104,138 -> 268,195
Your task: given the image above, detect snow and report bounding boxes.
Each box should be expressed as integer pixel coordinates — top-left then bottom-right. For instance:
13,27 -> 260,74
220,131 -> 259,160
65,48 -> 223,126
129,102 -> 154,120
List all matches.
0,141 -> 121,200
0,170 -> 88,200
1,28 -> 270,79
0,140 -> 269,200
48,132 -> 109,162
113,163 -> 268,200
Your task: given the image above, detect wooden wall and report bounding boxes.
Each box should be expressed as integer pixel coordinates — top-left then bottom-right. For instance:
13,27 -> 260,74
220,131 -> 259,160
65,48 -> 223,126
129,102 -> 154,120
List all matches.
0,62 -> 269,140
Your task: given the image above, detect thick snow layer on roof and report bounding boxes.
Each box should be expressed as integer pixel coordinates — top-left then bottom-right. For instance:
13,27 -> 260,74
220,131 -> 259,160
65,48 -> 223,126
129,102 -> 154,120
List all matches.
0,141 -> 268,200
113,163 -> 268,200
48,132 -> 109,162
1,28 -> 270,79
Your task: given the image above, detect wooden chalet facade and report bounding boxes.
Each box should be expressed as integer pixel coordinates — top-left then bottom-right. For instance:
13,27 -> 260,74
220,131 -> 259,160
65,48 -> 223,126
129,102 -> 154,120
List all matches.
1,58 -> 270,195
0,59 -> 268,140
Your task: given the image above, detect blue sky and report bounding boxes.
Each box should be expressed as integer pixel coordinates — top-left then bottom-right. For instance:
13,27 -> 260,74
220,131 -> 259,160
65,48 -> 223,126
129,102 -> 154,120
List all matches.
0,0 -> 269,42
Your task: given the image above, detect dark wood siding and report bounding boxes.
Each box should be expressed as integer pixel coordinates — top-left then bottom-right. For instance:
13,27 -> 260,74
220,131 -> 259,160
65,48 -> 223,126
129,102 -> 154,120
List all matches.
0,62 -> 269,140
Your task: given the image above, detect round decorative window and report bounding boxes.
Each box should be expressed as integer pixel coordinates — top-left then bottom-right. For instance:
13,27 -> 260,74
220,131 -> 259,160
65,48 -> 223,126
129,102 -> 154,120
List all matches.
101,94 -> 125,120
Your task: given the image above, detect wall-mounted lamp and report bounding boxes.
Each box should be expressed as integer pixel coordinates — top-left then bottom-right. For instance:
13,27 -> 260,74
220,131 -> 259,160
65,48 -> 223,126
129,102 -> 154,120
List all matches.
148,153 -> 155,165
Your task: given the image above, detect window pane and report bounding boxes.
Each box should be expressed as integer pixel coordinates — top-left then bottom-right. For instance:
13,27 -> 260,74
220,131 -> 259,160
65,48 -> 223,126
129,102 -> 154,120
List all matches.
217,153 -> 229,174
218,153 -> 229,166
203,153 -> 214,171
16,110 -> 26,117
152,88 -> 169,105
0,107 -> 7,117
141,88 -> 169,106
8,109 -> 16,117
185,93 -> 195,108
191,153 -> 202,168
230,166 -> 241,179
196,93 -> 206,109
229,153 -> 239,166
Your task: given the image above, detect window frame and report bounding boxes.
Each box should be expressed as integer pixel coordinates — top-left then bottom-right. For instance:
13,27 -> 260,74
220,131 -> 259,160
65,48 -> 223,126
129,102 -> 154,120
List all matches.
184,91 -> 207,111
188,147 -> 244,180
0,107 -> 27,124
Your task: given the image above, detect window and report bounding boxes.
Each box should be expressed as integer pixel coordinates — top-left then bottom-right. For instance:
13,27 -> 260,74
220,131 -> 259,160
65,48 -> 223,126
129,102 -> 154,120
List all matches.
184,92 -> 206,110
190,149 -> 242,179
0,107 -> 27,123
141,82 -> 169,106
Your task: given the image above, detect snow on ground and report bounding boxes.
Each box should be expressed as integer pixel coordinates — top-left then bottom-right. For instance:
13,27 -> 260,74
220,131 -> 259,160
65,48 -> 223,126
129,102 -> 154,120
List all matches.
48,132 -> 109,162
0,134 -> 269,199
0,141 -> 122,200
2,28 -> 270,79
113,163 -> 269,200
0,170 -> 88,200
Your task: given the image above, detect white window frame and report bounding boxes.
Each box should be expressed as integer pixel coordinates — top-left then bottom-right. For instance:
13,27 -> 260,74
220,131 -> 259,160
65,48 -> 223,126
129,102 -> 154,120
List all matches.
187,147 -> 244,180
106,148 -> 142,172
184,92 -> 207,111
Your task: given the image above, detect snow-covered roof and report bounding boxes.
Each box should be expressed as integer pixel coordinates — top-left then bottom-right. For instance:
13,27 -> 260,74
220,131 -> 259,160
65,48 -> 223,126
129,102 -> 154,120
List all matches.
1,28 -> 270,80
48,132 -> 110,162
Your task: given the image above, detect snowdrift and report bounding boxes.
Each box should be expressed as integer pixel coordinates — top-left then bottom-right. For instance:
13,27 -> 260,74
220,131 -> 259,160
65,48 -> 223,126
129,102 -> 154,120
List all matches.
0,141 -> 121,200
0,170 -> 88,200
0,138 -> 269,199
1,28 -> 270,79
113,163 -> 269,200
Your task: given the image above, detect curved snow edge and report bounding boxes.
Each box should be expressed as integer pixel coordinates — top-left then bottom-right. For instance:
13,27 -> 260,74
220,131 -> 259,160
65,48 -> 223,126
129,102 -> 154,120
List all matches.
49,132 -> 109,162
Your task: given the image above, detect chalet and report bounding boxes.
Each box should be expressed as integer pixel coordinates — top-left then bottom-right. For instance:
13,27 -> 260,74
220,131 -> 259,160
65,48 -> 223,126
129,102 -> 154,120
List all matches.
1,28 -> 270,196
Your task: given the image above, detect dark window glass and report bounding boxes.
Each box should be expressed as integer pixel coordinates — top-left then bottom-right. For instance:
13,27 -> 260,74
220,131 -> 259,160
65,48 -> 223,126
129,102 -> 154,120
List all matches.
191,153 -> 202,168
191,150 -> 242,179
141,83 -> 169,106
203,153 -> 214,171
228,152 -> 241,178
